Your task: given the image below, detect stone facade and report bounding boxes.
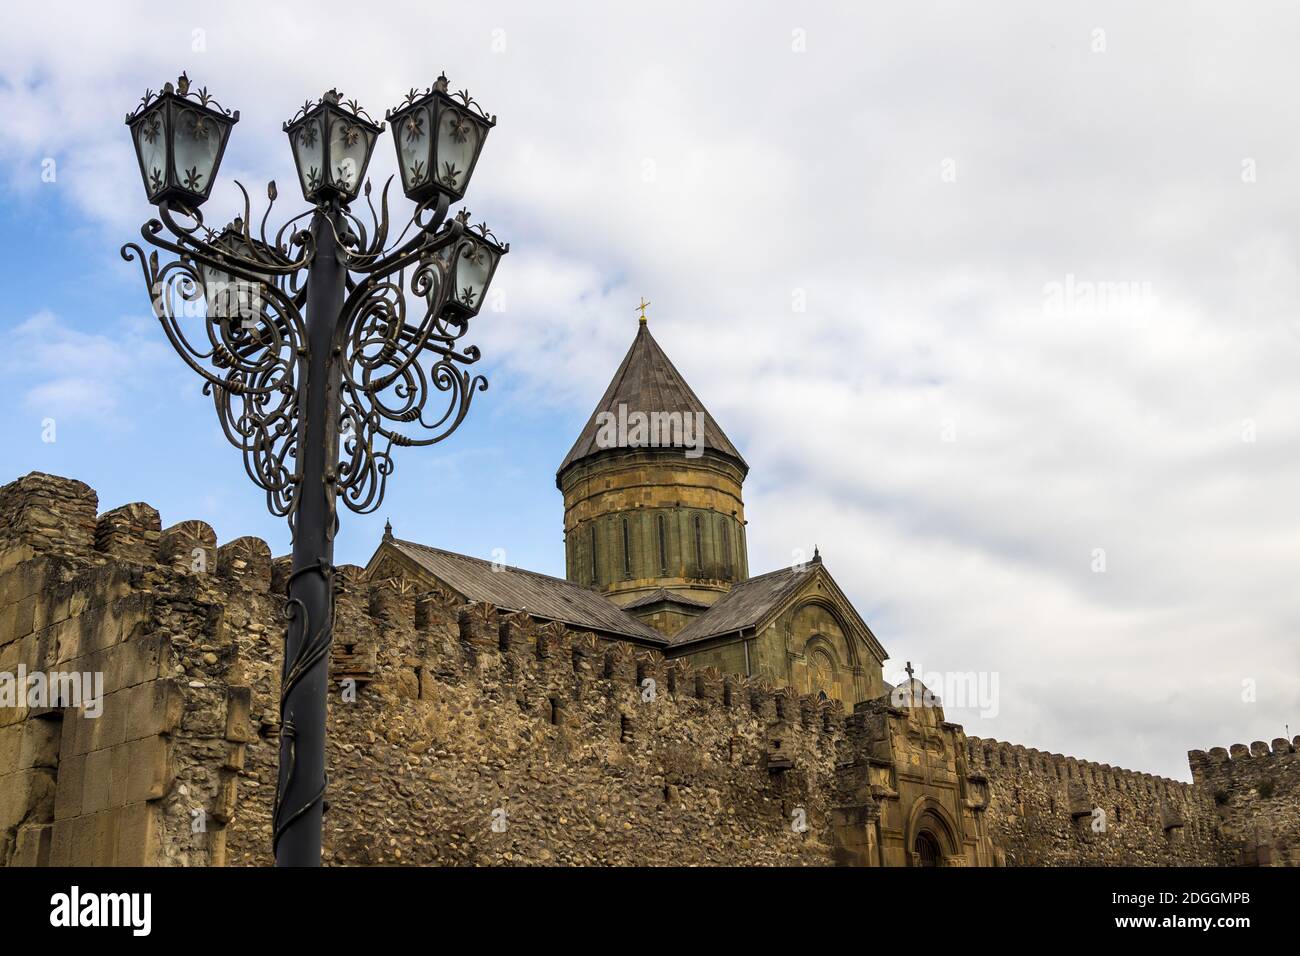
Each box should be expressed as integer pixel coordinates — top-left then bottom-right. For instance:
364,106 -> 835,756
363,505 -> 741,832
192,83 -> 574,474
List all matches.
1,471 -> 1296,866
834,689 -> 998,866
0,473 -> 248,866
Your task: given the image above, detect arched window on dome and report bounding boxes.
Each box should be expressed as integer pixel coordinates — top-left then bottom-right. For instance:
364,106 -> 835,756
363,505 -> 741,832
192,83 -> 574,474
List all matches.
693,513 -> 704,576
657,514 -> 668,574
621,517 -> 632,579
720,519 -> 732,578
589,523 -> 599,585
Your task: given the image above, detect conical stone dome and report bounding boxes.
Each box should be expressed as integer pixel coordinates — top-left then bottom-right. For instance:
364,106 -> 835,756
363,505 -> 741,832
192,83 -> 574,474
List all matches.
557,319 -> 749,613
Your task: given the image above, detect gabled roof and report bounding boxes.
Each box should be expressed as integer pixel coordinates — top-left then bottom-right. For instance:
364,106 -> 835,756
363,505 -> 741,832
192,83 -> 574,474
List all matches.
366,540 -> 885,662
668,565 -> 812,645
372,538 -> 667,645
622,587 -> 712,611
556,322 -> 747,478
667,559 -> 888,661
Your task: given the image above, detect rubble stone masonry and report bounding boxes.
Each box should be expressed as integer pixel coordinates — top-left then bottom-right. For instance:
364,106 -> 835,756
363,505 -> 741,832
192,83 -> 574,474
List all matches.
1,472 -> 1295,866
1189,740 -> 1300,866
967,737 -> 1231,865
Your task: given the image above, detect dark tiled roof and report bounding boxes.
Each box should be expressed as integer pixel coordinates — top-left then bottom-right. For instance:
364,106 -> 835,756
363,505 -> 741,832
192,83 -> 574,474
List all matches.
622,587 -> 712,611
386,539 -> 666,645
556,322 -> 747,477
668,565 -> 813,646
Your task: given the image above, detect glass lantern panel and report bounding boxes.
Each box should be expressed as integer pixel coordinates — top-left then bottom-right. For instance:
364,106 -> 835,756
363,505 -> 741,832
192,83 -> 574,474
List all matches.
205,273 -> 262,327
328,116 -> 373,196
293,116 -> 326,195
202,236 -> 264,325
453,238 -> 496,312
435,108 -> 481,195
171,105 -> 223,196
199,262 -> 235,320
396,105 -> 432,193
135,109 -> 169,197
421,242 -> 453,299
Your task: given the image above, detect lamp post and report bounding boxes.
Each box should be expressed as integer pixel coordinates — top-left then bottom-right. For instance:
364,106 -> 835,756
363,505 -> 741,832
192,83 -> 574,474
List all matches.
122,72 -> 508,866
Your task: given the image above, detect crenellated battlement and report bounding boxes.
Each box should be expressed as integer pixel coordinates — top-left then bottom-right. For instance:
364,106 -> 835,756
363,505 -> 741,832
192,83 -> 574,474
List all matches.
1188,737 -> 1299,778
965,735 -> 1195,796
345,573 -> 846,740
962,734 -> 1235,865
1186,736 -> 1300,865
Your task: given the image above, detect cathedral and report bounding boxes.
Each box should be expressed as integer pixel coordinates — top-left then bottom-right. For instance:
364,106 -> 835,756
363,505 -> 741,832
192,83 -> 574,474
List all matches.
365,312 -> 889,710
357,311 -> 1019,865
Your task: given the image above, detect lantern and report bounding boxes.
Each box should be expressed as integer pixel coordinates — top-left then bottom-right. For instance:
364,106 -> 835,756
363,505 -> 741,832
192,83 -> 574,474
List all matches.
284,90 -> 383,204
385,74 -> 496,205
126,73 -> 238,209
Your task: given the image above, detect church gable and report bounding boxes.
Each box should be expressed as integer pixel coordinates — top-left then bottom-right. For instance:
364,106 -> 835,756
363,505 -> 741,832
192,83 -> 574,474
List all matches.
667,559 -> 888,707
753,565 -> 887,705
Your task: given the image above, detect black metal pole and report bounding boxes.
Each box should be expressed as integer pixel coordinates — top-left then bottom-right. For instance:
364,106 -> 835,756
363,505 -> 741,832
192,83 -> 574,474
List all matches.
275,202 -> 345,866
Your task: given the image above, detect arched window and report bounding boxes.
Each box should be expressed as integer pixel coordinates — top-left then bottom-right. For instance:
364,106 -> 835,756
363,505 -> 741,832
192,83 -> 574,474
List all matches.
720,519 -> 732,577
621,517 -> 632,579
693,513 -> 704,575
589,523 -> 599,585
657,514 -> 668,574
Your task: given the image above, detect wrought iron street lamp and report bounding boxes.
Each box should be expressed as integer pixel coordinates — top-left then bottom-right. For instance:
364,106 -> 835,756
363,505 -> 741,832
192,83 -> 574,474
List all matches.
122,72 -> 508,866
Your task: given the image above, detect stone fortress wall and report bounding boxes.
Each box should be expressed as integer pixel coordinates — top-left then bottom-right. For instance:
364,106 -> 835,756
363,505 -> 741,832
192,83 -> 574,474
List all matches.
1,472 -> 1294,866
966,736 -> 1233,865
1188,739 -> 1300,866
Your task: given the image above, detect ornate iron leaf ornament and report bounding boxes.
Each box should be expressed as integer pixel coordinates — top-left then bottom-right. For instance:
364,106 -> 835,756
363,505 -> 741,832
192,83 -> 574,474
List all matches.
122,168 -> 498,532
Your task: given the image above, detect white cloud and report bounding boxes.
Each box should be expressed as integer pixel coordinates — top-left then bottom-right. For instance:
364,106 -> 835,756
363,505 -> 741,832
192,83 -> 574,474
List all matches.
5,310 -> 173,425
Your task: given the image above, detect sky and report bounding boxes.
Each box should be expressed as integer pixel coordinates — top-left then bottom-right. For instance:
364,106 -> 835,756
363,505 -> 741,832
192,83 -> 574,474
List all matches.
1,0 -> 1297,779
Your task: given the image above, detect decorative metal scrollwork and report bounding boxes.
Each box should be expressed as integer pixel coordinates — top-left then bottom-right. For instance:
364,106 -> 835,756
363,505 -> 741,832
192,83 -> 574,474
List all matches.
332,201 -> 488,516
121,173 -> 491,527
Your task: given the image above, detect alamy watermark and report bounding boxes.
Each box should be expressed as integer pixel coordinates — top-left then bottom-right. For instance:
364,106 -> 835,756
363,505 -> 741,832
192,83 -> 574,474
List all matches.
151,278 -> 264,328
889,667 -> 1000,718
49,886 -> 150,936
1043,274 -> 1157,318
0,665 -> 104,717
593,402 -> 705,459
